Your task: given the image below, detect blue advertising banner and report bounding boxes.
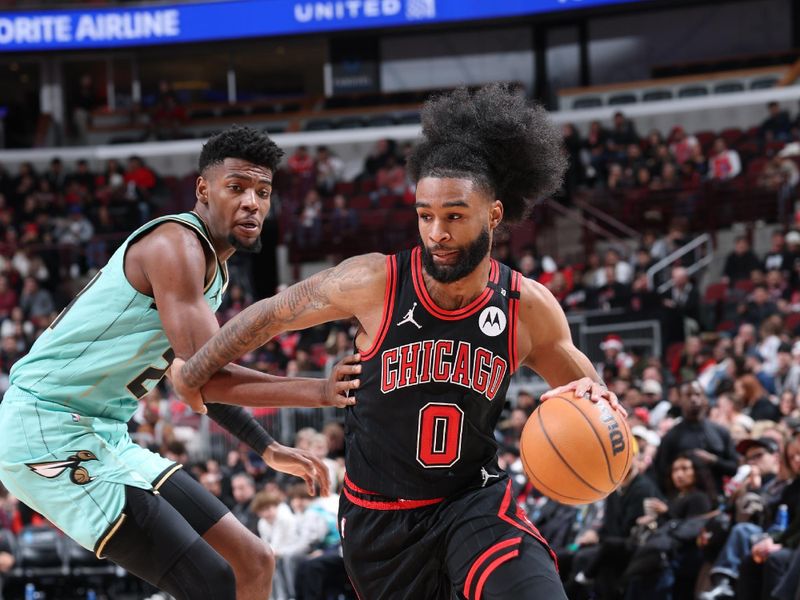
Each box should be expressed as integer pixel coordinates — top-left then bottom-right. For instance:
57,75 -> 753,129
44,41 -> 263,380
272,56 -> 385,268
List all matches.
0,0 -> 649,52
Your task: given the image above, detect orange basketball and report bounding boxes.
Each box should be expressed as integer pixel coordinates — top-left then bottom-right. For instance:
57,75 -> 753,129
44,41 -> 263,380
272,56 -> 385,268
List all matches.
520,393 -> 633,505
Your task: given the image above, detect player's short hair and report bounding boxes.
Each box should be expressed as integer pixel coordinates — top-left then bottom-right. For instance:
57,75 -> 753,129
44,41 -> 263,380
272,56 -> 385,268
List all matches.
407,83 -> 568,223
199,126 -> 284,175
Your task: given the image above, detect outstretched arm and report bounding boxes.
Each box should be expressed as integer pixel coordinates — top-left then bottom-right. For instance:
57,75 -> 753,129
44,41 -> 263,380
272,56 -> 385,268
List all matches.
516,277 -> 623,412
177,252 -> 386,392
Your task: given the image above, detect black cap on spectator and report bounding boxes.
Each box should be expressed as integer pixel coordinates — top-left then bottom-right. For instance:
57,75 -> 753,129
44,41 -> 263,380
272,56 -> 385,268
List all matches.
736,436 -> 780,455
778,342 -> 793,354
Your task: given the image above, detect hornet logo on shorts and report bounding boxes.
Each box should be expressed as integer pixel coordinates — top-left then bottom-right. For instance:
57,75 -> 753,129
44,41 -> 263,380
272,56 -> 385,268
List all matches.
26,450 -> 98,485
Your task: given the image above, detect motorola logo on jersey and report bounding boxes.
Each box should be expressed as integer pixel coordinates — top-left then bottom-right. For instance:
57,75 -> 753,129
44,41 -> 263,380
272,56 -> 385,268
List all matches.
381,340 -> 508,401
478,306 -> 506,337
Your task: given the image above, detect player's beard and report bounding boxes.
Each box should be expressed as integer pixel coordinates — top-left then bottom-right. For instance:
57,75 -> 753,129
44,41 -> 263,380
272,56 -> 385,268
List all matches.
228,233 -> 263,254
419,226 -> 490,284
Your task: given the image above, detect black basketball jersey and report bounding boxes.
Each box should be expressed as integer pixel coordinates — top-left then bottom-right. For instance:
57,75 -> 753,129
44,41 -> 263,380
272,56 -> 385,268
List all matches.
344,247 -> 522,500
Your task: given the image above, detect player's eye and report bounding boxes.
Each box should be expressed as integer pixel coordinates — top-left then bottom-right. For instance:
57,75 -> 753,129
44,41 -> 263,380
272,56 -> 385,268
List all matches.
418,213 -> 432,221
448,214 -> 462,221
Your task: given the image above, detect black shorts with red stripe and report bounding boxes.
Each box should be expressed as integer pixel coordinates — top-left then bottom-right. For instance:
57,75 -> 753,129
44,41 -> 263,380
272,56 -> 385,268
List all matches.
339,475 -> 566,600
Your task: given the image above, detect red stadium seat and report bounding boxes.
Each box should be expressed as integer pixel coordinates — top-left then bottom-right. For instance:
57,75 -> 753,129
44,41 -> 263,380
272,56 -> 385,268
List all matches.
734,279 -> 755,294
703,282 -> 729,303
720,128 -> 744,147
785,312 -> 800,334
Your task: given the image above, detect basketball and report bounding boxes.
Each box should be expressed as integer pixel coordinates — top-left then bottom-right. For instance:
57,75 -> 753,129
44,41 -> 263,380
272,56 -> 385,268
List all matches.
520,393 -> 634,505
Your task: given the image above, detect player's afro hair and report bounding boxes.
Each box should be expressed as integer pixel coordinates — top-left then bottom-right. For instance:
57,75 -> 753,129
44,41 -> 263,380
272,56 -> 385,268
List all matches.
407,83 -> 568,223
199,126 -> 284,174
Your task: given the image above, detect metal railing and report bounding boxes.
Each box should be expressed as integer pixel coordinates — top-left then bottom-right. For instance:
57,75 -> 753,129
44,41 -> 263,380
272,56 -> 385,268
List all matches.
646,233 -> 714,294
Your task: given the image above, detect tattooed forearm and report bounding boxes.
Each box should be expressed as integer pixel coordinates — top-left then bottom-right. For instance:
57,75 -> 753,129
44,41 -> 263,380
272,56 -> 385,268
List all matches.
181,257 -> 377,389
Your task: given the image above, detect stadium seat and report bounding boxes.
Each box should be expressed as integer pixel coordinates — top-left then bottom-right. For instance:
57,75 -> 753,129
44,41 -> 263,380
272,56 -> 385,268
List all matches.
720,128 -> 744,146
786,312 -> 800,333
396,113 -> 422,125
337,116 -> 366,129
608,93 -> 637,105
703,282 -> 728,303
304,119 -> 335,131
220,106 -> 246,117
642,89 -> 672,102
750,77 -> 778,90
713,81 -> 745,94
678,86 -> 708,98
15,526 -> 65,577
734,279 -> 755,294
366,115 -> 397,128
189,108 -> 216,119
349,195 -> 371,210
251,104 -> 278,115
572,97 -> 602,109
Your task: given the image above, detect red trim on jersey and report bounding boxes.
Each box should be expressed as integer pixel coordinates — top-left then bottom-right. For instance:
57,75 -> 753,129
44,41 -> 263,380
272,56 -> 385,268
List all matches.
360,255 -> 397,361
497,480 -> 559,570
508,271 -> 521,372
342,487 -> 444,511
346,575 -> 364,600
464,537 -> 521,599
474,549 -> 520,600
343,473 -> 379,496
410,248 -> 497,320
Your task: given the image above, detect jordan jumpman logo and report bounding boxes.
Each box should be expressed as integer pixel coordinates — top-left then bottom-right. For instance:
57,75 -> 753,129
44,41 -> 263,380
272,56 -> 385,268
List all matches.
397,302 -> 422,329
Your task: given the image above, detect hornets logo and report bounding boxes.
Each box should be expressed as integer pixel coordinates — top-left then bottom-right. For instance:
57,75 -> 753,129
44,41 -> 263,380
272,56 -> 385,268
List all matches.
26,450 -> 98,486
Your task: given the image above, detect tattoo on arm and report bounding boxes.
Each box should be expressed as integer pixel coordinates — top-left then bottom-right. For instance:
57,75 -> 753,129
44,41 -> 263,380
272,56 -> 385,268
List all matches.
182,262 -> 360,388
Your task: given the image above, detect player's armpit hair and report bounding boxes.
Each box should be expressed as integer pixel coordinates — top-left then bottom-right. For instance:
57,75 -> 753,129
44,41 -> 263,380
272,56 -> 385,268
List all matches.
407,83 -> 568,223
205,403 -> 274,454
199,126 -> 284,174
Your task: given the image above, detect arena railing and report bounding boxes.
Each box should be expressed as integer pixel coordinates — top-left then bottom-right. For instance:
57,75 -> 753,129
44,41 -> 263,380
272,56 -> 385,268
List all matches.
646,233 -> 714,294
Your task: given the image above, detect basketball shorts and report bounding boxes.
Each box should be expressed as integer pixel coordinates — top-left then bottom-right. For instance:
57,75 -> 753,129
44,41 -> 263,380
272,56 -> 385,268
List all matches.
339,475 -> 567,600
0,385 -> 179,551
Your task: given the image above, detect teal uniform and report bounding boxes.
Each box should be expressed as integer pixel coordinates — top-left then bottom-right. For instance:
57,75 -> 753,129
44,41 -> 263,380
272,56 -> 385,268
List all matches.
0,212 -> 227,553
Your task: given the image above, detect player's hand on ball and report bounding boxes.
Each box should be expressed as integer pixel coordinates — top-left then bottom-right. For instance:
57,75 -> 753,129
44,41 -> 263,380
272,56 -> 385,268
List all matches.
324,353 -> 361,407
540,377 -> 627,416
263,442 -> 330,496
167,357 -> 207,415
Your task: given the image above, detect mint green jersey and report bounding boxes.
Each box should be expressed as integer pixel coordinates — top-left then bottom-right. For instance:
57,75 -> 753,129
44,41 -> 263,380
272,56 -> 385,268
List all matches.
10,212 -> 228,423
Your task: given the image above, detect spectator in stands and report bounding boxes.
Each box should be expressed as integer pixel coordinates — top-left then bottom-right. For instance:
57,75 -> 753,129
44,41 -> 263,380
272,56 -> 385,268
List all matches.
199,469 -> 235,510
723,236 -> 762,284
669,126 -> 699,165
360,138 -> 396,180
376,154 -> 407,198
708,138 -> 742,181
592,265 -> 630,310
654,380 -> 738,493
0,276 -> 16,321
567,443 -> 661,600
329,194 -> 358,244
775,343 -> 800,396
71,74 -> 101,144
230,472 -> 259,535
151,80 -> 187,141
761,101 -> 792,142
628,451 -> 716,599
44,157 -> 67,194
314,146 -> 343,195
596,334 -> 633,380
0,513 -> 13,600
562,123 -> 584,194
69,159 -> 95,195
744,284 -> 779,326
662,265 -> 700,327
253,490 -> 297,600
18,276 -> 54,325
650,219 -> 689,262
295,190 -> 322,249
764,231 -> 790,273
583,120 -> 609,183
700,435 -> 800,600
737,373 -> 781,422
609,111 -> 639,154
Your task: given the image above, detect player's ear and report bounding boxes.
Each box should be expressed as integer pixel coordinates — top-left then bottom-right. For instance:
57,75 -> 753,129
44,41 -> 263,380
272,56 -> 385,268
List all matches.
196,175 -> 209,205
489,200 -> 503,230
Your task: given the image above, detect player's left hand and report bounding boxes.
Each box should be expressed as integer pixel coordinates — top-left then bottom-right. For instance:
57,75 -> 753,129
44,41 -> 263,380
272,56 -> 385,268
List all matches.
323,353 -> 361,408
262,442 -> 330,497
167,357 -> 207,415
540,377 -> 627,416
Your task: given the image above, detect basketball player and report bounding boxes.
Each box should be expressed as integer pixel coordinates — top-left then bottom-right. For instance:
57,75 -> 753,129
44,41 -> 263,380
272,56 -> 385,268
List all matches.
173,87 -> 623,599
0,127 -> 360,600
